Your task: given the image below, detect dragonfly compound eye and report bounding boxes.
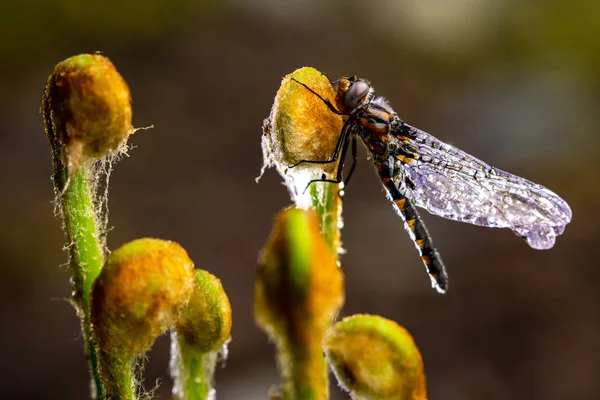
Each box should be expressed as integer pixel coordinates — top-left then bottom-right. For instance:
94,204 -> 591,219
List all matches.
344,80 -> 370,110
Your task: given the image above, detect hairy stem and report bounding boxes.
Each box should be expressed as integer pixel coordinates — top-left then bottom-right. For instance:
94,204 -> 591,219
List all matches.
97,352 -> 137,400
52,155 -> 105,398
171,333 -> 218,400
308,181 -> 343,255
280,335 -> 329,400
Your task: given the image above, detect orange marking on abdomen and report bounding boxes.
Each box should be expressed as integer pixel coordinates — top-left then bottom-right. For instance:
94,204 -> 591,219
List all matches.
394,198 -> 406,210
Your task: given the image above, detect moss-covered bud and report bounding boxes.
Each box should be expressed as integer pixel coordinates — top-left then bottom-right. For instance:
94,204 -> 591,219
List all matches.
261,67 -> 344,202
42,53 -> 133,170
255,208 -> 344,399
170,269 -> 232,400
176,269 -> 232,352
91,238 -> 195,356
324,314 -> 427,400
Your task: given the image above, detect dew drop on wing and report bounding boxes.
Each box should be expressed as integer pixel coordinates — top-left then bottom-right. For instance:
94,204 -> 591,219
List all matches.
512,190 -> 571,249
513,224 -> 560,250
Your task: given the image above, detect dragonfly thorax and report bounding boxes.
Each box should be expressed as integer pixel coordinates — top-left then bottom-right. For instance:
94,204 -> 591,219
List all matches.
352,97 -> 407,159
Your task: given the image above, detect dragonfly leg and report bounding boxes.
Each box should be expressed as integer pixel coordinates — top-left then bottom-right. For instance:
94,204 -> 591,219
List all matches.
287,110 -> 352,172
288,78 -> 356,193
343,136 -> 358,187
290,78 -> 343,115
301,127 -> 353,192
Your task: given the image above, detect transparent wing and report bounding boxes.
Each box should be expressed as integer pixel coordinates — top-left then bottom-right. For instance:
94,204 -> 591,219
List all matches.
398,123 -> 572,250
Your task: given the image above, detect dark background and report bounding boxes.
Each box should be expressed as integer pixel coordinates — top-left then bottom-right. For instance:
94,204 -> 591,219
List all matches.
2,1 -> 599,399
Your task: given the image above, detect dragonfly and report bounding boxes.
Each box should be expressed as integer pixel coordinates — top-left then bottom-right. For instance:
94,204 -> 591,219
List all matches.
290,75 -> 572,293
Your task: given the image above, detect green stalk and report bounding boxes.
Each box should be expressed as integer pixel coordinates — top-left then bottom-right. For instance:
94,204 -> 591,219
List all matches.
281,203 -> 336,399
46,113 -> 105,400
97,353 -> 136,400
308,181 -> 342,254
171,336 -> 218,400
56,166 -> 105,303
61,167 -> 105,397
281,331 -> 329,400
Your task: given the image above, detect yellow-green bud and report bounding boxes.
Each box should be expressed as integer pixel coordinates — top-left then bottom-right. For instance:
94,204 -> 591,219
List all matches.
324,314 -> 428,400
256,208 -> 344,344
91,238 -> 195,356
42,53 -> 133,170
176,269 -> 232,353
261,67 -> 344,201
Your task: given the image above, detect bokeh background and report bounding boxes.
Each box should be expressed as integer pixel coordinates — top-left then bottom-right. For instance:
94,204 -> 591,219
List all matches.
2,0 -> 599,399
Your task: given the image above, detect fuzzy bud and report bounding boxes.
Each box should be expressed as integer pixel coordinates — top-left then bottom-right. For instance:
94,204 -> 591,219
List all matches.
324,314 -> 428,400
175,269 -> 232,353
91,238 -> 195,356
42,53 -> 133,170
261,67 -> 344,202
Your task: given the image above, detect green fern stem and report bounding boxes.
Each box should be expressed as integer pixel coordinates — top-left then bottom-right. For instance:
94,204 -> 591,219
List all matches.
171,336 -> 218,400
52,158 -> 105,398
96,351 -> 136,400
308,181 -> 342,254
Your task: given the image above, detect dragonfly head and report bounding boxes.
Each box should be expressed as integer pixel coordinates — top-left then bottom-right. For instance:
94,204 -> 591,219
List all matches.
334,76 -> 372,114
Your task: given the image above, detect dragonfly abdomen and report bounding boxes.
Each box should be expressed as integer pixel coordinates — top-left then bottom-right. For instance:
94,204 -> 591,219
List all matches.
377,157 -> 449,293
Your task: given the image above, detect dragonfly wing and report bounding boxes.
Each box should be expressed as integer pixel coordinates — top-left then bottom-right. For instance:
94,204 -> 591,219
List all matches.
399,124 -> 572,250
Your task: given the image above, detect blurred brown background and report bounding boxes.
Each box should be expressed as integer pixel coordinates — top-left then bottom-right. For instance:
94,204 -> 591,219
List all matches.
1,0 -> 599,399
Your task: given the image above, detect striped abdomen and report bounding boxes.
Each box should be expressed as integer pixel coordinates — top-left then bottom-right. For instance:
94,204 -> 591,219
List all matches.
377,158 -> 448,293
